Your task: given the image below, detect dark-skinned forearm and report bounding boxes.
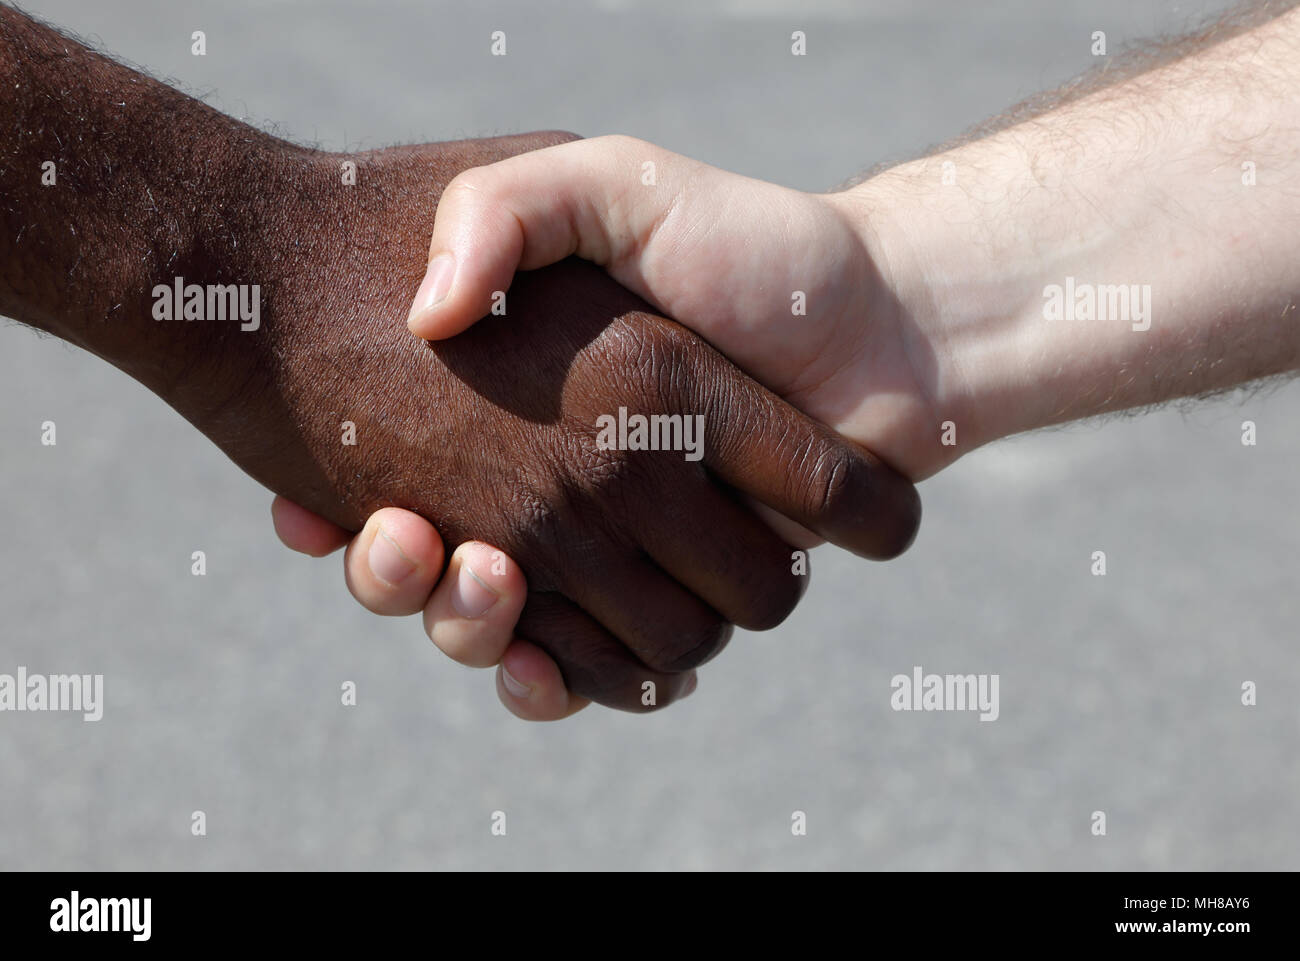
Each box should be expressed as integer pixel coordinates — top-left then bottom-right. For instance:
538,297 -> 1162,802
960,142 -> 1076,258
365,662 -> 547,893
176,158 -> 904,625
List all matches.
0,5 -> 301,422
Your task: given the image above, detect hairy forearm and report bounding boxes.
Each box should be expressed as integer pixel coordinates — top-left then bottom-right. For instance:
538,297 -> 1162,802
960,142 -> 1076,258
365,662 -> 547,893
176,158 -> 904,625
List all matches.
0,6 -> 297,415
851,4 -> 1300,451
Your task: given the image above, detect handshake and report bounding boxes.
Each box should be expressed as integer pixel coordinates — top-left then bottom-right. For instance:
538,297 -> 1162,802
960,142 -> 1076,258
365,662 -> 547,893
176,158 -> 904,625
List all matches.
6,7 -> 1300,723
270,132 -> 935,721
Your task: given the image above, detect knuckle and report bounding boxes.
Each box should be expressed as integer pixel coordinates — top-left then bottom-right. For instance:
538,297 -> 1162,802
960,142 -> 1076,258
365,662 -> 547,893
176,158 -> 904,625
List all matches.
645,616 -> 733,673
599,133 -> 650,156
498,482 -> 573,590
800,444 -> 861,524
518,597 -> 694,712
795,445 -> 924,560
442,167 -> 499,205
737,565 -> 806,632
511,473 -> 631,596
604,316 -> 705,411
564,436 -> 636,496
542,635 -> 636,707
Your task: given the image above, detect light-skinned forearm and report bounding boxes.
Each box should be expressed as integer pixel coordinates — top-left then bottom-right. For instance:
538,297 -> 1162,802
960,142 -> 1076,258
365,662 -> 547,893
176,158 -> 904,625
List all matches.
844,5 -> 1300,452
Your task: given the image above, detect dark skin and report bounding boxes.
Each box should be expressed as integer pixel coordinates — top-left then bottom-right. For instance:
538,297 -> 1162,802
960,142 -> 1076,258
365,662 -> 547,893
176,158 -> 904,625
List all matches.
0,8 -> 920,710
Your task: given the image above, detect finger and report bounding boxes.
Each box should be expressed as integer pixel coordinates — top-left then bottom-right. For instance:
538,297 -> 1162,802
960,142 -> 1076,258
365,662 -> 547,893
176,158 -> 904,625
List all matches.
516,592 -> 696,712
630,467 -> 808,631
495,639 -> 592,722
423,541 -> 527,668
342,508 -> 446,616
560,550 -> 734,674
408,135 -> 683,340
271,495 -> 351,557
687,337 -> 922,560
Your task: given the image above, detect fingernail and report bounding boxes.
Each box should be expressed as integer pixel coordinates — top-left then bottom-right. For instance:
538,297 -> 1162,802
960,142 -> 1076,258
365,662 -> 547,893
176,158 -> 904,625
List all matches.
368,526 -> 415,586
452,561 -> 499,618
409,252 -> 456,325
501,664 -> 531,699
682,674 -> 698,698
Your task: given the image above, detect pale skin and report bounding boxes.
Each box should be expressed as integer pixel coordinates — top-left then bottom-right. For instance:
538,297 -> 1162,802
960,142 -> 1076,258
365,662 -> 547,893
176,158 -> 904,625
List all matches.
279,5 -> 1300,720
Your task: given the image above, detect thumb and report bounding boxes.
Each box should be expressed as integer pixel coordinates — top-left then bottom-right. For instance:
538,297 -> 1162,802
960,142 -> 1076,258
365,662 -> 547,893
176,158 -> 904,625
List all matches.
407,135 -> 678,340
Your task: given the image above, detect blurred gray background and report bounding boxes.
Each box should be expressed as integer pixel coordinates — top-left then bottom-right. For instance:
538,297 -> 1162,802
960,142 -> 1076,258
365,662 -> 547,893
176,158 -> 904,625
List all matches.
2,0 -> 1295,870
